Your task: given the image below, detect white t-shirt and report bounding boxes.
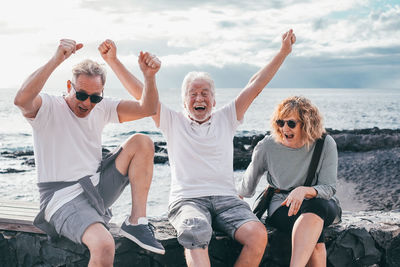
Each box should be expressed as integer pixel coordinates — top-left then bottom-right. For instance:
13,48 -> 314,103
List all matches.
159,101 -> 241,205
27,93 -> 120,220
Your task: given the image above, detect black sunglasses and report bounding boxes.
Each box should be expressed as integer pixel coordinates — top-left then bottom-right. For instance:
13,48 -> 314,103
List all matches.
276,119 -> 299,129
71,83 -> 103,103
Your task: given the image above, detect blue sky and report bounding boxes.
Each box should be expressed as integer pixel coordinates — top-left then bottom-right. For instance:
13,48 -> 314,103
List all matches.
1,0 -> 399,90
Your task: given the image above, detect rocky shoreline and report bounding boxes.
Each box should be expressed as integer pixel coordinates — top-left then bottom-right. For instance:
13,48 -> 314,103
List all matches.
2,128 -> 399,211
1,127 -> 399,266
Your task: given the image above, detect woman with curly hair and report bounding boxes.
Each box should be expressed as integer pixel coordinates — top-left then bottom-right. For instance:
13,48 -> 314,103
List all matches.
238,96 -> 341,267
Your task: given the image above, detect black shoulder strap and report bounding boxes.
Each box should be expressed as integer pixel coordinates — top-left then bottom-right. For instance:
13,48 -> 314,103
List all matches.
304,134 -> 326,187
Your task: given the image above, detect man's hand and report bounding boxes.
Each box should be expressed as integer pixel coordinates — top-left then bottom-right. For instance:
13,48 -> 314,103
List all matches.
98,39 -> 117,62
138,51 -> 161,78
280,29 -> 296,55
281,186 -> 307,216
53,39 -> 83,64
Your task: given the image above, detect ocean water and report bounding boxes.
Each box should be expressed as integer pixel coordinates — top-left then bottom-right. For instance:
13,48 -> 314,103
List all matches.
1,87 -> 400,222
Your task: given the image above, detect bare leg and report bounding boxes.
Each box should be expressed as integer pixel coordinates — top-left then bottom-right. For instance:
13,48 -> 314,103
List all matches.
82,223 -> 115,267
290,213 -> 324,267
185,248 -> 211,267
115,133 -> 154,223
306,243 -> 327,267
234,221 -> 268,267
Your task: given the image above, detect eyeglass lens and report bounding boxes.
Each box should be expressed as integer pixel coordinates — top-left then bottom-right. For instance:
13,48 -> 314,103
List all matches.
75,91 -> 103,103
276,120 -> 297,129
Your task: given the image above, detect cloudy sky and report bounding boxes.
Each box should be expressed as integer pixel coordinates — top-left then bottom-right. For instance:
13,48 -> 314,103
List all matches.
1,0 -> 399,91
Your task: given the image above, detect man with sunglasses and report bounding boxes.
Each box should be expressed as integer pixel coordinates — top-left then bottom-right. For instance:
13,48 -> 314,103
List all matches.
14,39 -> 165,265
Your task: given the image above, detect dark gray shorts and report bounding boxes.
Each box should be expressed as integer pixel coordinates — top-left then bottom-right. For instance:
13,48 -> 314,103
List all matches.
168,196 -> 259,249
49,147 -> 129,244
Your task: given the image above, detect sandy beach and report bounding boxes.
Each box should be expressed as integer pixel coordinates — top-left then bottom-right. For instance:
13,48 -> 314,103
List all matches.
337,147 -> 400,212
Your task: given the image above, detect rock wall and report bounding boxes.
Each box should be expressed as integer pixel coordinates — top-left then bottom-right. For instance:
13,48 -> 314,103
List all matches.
1,210 -> 399,267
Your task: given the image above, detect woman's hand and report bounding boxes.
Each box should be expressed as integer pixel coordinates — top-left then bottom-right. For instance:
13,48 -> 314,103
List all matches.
281,186 -> 317,216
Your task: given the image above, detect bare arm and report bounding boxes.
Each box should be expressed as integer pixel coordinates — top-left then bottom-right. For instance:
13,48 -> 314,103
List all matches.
98,40 -> 144,100
99,40 -> 162,124
235,29 -> 296,121
14,39 -> 83,118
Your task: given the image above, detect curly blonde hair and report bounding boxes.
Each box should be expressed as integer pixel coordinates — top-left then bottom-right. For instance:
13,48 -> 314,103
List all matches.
270,96 -> 325,148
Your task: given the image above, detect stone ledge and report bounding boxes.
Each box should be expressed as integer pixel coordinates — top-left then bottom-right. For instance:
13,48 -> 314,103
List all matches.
1,210 -> 399,267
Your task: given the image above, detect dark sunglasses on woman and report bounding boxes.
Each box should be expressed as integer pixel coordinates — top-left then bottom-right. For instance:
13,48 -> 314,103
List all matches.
276,119 -> 299,129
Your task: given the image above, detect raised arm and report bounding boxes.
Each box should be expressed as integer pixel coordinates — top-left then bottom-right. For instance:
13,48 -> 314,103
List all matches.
99,39 -> 161,122
14,39 -> 83,118
235,29 -> 296,121
98,40 -> 144,100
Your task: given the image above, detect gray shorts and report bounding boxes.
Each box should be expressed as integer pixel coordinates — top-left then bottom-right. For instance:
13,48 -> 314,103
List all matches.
49,147 -> 129,244
168,196 -> 259,249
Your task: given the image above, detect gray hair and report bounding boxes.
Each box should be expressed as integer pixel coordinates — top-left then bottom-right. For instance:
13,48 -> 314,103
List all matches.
181,71 -> 215,105
72,59 -> 107,86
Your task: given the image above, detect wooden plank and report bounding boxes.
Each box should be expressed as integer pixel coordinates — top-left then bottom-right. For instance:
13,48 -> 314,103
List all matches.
0,200 -> 41,233
0,207 -> 38,216
0,215 -> 35,224
0,199 -> 120,235
0,200 -> 39,209
0,200 -> 39,221
0,222 -> 44,234
0,204 -> 38,210
0,208 -> 38,214
0,206 -> 38,213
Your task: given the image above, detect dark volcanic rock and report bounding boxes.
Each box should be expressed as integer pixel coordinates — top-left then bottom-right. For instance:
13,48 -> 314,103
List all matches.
1,150 -> 34,158
329,128 -> 400,152
22,158 -> 35,166
1,211 -> 399,267
0,168 -> 27,174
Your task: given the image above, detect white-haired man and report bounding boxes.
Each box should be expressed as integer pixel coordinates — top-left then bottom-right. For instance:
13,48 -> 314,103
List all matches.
14,39 -> 165,266
110,30 -> 296,266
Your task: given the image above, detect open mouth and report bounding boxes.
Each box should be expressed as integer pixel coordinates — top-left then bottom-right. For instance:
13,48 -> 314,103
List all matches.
79,106 -> 88,112
284,133 -> 294,139
194,106 -> 206,111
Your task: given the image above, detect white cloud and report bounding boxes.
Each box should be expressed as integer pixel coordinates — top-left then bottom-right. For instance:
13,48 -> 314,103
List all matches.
1,0 -> 399,89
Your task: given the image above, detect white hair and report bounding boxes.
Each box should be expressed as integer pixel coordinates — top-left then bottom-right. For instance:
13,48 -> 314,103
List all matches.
181,71 -> 215,106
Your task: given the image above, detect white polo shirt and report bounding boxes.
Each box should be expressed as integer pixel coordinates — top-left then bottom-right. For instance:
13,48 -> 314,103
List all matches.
159,101 -> 241,205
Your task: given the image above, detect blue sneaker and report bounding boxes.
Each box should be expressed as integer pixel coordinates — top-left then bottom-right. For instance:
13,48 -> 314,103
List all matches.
120,217 -> 165,255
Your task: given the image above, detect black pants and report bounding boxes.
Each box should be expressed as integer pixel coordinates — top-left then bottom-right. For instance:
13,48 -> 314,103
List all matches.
269,198 -> 340,243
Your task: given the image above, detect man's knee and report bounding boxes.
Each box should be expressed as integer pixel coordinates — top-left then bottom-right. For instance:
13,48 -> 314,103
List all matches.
125,133 -> 154,154
178,217 -> 213,249
84,229 -> 115,265
237,221 -> 268,249
82,223 -> 115,254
